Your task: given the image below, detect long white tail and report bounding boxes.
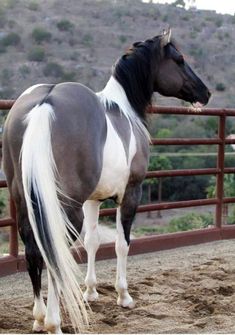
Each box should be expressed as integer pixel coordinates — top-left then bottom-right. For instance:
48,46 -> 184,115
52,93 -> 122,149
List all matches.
21,103 -> 88,332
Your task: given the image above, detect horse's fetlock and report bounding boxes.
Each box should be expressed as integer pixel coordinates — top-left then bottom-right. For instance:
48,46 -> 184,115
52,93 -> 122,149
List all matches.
32,319 -> 45,332
45,319 -> 61,334
33,296 -> 46,322
115,279 -> 128,293
85,276 -> 97,288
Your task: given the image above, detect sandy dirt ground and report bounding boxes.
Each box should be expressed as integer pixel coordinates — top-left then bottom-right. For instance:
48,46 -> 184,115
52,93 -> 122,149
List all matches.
1,239 -> 235,334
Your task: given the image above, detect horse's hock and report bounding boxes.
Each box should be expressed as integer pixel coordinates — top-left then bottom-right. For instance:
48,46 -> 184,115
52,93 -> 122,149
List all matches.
1,100 -> 235,277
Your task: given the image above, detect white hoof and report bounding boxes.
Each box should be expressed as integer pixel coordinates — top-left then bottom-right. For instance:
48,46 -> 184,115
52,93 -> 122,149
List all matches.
45,324 -> 62,334
83,289 -> 99,302
33,320 -> 46,332
48,328 -> 63,334
45,318 -> 62,334
117,294 -> 135,309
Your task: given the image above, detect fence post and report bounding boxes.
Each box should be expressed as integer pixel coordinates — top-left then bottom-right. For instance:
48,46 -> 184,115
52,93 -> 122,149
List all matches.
215,115 -> 226,228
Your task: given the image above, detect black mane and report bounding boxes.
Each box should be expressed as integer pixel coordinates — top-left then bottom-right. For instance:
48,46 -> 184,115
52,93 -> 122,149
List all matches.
113,36 -> 162,121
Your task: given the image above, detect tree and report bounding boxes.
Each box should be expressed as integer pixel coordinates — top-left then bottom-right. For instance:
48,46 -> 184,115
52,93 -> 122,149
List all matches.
145,155 -> 172,218
172,0 -> 186,8
206,174 -> 235,224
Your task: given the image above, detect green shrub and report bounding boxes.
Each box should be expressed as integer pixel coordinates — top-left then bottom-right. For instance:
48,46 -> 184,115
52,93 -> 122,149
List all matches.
167,212 -> 213,232
61,71 -> 76,81
27,46 -> 45,61
189,47 -> 203,58
231,15 -> 235,24
70,51 -> 79,61
8,20 -> 16,29
227,205 -> 235,225
1,68 -> 13,86
182,15 -> 190,21
162,14 -> 168,22
156,128 -> 172,138
1,32 -> 21,46
43,62 -> 64,78
0,44 -> 6,54
0,8 -> 6,28
81,33 -> 93,46
215,18 -> 223,27
190,31 -> 197,39
6,0 -> 17,9
0,87 -> 15,99
216,82 -> 226,92
27,1 -> 39,11
133,226 -> 163,236
133,212 -> 213,237
57,19 -> 74,31
32,27 -> 51,44
119,35 -> 127,44
99,199 -> 116,223
0,189 -> 8,217
217,32 -> 224,41
19,65 -> 31,78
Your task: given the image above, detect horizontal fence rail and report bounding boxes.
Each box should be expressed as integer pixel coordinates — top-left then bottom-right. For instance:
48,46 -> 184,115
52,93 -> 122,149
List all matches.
1,101 -> 235,276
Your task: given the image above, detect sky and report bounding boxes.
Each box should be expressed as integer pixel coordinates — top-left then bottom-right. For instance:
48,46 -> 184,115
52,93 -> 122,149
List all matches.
143,0 -> 235,15
195,0 -> 234,15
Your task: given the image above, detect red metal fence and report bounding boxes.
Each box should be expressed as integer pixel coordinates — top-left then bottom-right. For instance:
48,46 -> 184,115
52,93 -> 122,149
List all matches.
1,101 -> 235,276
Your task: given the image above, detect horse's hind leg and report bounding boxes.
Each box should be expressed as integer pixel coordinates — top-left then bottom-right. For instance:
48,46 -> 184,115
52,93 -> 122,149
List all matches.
115,184 -> 141,309
44,270 -> 62,334
43,201 -> 84,333
83,200 -> 101,302
17,206 -> 46,332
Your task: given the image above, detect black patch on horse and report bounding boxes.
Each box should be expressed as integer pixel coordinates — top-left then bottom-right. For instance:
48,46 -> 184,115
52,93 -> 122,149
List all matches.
31,187 -> 61,279
113,36 -> 161,122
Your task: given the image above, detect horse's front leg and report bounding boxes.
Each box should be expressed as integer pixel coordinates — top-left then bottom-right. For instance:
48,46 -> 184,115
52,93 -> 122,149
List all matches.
83,200 -> 101,302
115,184 -> 141,309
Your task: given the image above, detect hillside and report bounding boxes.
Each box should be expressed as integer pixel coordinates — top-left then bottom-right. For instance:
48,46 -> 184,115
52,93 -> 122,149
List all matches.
0,0 -> 234,108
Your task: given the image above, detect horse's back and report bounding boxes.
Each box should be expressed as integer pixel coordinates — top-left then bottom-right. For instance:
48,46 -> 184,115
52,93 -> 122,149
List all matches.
6,82 -> 105,127
3,82 -> 107,201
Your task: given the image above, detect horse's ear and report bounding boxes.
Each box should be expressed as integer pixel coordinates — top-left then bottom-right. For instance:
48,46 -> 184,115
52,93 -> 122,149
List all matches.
161,28 -> 171,47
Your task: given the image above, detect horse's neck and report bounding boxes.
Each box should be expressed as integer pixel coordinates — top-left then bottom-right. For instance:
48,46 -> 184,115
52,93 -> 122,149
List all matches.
96,76 -> 150,142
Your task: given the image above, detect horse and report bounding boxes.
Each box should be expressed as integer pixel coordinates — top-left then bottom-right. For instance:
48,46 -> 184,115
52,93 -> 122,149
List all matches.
2,29 -> 210,333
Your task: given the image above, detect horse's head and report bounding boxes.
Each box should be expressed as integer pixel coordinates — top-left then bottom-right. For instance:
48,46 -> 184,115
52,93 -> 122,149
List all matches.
113,29 -> 211,120
153,29 -> 211,107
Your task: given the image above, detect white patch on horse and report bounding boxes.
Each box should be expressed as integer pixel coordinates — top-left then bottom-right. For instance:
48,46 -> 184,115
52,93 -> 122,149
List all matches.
32,294 -> 46,332
44,270 -> 62,334
89,114 -> 136,203
19,84 -> 45,98
83,200 -> 101,302
97,76 -> 151,142
115,207 -> 135,308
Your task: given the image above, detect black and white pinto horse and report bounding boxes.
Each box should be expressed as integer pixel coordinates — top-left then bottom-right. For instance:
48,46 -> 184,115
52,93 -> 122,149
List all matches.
2,29 -> 210,333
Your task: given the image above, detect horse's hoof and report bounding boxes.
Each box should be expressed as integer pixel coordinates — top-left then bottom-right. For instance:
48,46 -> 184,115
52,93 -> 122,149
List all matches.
45,324 -> 62,334
117,296 -> 135,309
48,329 -> 63,334
83,289 -> 99,302
33,320 -> 46,332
